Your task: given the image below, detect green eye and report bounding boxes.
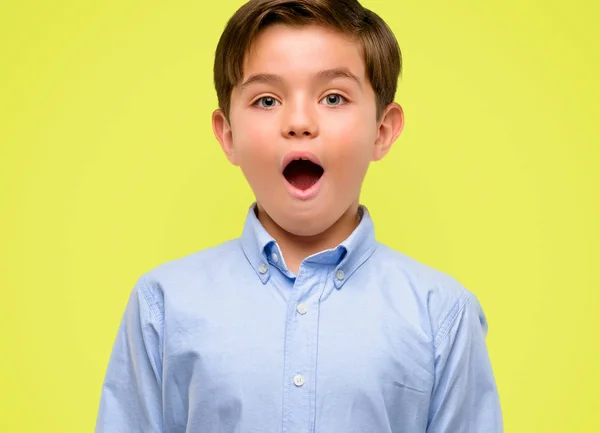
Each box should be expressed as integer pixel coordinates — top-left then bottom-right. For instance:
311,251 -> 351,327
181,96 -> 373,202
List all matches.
255,97 -> 280,109
322,94 -> 347,106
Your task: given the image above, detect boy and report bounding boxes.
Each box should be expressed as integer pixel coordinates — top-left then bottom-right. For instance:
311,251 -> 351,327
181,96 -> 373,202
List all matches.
95,0 -> 503,432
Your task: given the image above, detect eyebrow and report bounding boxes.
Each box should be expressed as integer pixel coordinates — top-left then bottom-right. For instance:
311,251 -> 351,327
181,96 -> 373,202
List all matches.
240,68 -> 362,92
240,73 -> 284,91
315,68 -> 362,88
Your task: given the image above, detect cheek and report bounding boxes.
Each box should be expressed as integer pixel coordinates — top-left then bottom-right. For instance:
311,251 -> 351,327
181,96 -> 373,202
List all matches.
230,115 -> 281,191
323,116 -> 376,172
233,115 -> 277,162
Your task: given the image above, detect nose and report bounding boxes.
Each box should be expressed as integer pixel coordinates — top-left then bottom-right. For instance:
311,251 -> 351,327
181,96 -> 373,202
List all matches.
282,99 -> 318,139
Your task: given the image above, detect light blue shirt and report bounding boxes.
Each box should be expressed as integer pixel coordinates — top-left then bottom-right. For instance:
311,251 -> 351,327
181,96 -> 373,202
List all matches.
96,204 -> 502,432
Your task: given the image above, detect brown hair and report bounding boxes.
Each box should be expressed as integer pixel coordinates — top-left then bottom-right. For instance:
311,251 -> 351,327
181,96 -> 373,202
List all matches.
213,0 -> 402,121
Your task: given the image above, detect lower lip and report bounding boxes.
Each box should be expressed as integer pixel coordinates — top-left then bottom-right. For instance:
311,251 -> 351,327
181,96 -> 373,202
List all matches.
283,174 -> 324,200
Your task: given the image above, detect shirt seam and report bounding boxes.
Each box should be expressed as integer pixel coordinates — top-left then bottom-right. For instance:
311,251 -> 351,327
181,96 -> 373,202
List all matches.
433,291 -> 471,350
137,275 -> 164,386
138,275 -> 164,326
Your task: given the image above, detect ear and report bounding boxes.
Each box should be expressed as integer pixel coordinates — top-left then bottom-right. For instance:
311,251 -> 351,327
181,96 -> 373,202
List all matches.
212,109 -> 237,166
373,103 -> 404,161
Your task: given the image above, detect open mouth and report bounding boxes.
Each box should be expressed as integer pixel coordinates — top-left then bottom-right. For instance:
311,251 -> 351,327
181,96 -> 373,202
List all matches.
283,158 -> 324,191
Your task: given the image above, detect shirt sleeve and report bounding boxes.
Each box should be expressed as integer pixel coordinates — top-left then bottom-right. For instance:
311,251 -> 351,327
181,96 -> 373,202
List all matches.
427,291 -> 503,433
95,276 -> 164,433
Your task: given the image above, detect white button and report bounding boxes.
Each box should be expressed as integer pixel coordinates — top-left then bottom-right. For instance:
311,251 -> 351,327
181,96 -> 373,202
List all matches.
296,303 -> 308,315
293,375 -> 305,387
335,269 -> 345,280
271,253 -> 279,263
258,263 -> 268,274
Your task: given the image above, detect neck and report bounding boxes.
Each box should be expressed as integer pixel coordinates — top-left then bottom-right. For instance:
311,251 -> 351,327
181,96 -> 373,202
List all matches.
257,203 -> 360,274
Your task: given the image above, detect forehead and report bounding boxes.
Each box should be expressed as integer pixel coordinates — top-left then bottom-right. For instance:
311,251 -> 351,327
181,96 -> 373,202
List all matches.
242,24 -> 366,81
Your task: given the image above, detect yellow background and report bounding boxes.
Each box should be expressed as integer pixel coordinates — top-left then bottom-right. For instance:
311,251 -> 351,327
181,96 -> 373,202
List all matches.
1,0 -> 598,431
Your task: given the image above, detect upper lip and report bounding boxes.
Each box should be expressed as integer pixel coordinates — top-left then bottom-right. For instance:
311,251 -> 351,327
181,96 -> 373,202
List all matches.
281,151 -> 323,172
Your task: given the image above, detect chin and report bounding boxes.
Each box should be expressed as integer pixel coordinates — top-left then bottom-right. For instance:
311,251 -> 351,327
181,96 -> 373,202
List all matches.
281,220 -> 330,237
269,204 -> 342,237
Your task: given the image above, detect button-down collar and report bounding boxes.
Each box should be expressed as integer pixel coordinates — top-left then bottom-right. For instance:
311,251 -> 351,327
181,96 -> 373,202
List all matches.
240,203 -> 377,288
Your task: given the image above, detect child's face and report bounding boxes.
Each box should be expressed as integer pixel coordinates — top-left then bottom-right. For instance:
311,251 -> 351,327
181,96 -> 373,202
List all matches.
213,24 -> 403,236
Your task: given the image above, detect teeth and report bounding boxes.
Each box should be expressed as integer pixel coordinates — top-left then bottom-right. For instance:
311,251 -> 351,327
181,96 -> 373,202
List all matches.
289,157 -> 320,165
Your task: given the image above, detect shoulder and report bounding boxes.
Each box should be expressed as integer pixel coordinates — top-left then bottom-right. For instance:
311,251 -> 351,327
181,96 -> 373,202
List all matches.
147,238 -> 242,280
372,243 -> 486,341
132,237 -> 245,308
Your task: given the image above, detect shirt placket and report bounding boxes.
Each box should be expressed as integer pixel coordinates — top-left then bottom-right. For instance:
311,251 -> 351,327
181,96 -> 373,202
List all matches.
281,264 -> 329,433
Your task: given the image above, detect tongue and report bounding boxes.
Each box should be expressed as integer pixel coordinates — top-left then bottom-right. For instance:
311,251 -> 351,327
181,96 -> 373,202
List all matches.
288,171 -> 321,190
284,160 -> 323,190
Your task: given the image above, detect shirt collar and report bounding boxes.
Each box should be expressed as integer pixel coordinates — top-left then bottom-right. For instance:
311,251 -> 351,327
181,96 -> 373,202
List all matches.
240,203 -> 377,288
